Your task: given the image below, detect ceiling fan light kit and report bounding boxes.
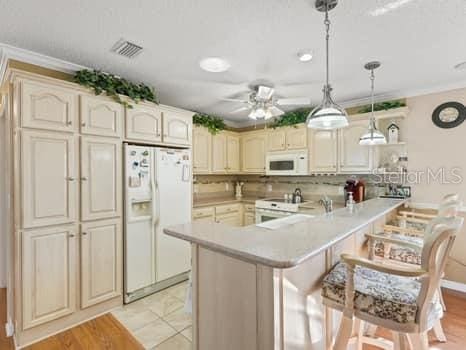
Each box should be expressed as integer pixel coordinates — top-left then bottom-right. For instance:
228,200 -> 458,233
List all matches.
307,0 -> 349,130
359,61 -> 387,146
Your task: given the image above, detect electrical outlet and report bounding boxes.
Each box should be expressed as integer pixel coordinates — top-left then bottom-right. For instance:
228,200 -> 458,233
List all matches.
225,183 -> 230,191
338,186 -> 344,195
193,184 -> 199,193
266,183 -> 273,192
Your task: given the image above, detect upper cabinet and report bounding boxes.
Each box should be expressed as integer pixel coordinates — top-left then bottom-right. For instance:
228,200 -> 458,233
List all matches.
80,95 -> 123,138
286,125 -> 308,150
212,133 -> 227,173
242,132 -> 266,174
125,104 -> 162,143
193,126 -> 212,174
339,119 -> 373,173
21,129 -> 77,228
226,134 -> 240,172
267,126 -> 307,152
211,132 -> 240,174
309,129 -> 338,173
268,129 -> 286,151
161,107 -> 192,146
20,79 -> 78,132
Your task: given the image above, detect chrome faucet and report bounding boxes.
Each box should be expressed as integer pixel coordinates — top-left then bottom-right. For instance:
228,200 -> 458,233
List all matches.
319,196 -> 333,213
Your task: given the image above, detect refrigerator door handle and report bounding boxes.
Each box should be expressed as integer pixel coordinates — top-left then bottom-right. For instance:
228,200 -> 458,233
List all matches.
182,164 -> 190,182
154,181 -> 161,225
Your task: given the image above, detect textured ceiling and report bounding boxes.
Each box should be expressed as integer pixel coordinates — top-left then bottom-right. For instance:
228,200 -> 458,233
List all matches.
1,0 -> 466,125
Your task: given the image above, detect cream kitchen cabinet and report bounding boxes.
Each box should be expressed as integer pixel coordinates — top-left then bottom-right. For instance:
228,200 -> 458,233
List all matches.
212,133 -> 227,173
80,95 -> 123,138
21,129 -> 78,228
21,225 -> 77,329
226,134 -> 240,172
243,203 -> 256,226
309,129 -> 338,173
20,78 -> 78,132
212,132 -> 240,174
241,132 -> 266,173
339,119 -> 373,173
81,219 -> 122,308
80,136 -> 122,221
216,212 -> 242,226
125,104 -> 162,143
161,107 -> 192,146
268,129 -> 286,151
268,125 -> 308,151
193,207 -> 215,222
193,126 -> 212,174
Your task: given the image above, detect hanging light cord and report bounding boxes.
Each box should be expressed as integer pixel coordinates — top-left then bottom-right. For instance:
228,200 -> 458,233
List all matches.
324,4 -> 330,88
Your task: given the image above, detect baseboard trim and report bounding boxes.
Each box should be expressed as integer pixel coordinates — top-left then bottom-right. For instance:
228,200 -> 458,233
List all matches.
441,279 -> 466,293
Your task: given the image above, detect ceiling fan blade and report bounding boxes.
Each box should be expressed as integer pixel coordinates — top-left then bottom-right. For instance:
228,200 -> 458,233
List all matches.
221,98 -> 250,103
276,97 -> 311,106
257,86 -> 275,100
269,106 -> 285,117
230,106 -> 251,114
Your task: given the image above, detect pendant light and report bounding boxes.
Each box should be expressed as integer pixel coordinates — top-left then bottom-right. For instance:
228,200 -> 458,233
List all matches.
359,61 -> 387,146
307,0 -> 348,130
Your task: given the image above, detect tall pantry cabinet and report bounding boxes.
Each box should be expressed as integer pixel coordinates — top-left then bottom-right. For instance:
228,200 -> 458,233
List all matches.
9,71 -> 123,347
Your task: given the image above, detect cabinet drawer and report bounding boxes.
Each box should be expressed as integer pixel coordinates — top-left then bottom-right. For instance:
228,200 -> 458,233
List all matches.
243,204 -> 255,212
215,204 -> 240,215
216,212 -> 241,227
193,207 -> 215,219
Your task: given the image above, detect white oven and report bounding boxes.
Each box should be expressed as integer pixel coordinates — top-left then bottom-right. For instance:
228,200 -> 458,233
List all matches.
255,208 -> 295,223
266,151 -> 308,176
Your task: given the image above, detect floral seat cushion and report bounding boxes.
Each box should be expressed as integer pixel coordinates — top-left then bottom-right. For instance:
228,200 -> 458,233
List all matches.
388,219 -> 427,232
322,262 -> 433,324
373,232 -> 423,265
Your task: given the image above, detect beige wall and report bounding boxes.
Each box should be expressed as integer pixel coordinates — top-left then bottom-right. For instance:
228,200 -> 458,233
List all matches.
406,88 -> 466,285
406,88 -> 466,204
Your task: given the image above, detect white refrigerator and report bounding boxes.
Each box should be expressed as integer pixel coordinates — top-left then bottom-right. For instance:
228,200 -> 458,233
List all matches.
124,144 -> 191,303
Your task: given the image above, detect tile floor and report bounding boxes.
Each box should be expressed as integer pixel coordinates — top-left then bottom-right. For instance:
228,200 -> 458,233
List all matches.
112,281 -> 192,349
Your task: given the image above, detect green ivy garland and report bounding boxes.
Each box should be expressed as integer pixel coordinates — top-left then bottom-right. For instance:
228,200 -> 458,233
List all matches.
358,100 -> 406,114
193,113 -> 227,134
74,69 -> 158,108
270,108 -> 312,128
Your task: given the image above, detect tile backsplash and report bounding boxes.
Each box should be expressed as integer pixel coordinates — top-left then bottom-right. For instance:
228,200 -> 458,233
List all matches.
193,174 -> 388,203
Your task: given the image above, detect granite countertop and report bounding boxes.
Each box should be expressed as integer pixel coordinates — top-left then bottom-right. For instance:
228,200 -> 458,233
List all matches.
193,196 -> 260,208
165,198 -> 407,269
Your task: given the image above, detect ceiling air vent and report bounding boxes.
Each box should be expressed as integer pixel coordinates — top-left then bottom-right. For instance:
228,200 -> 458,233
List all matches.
111,39 -> 143,59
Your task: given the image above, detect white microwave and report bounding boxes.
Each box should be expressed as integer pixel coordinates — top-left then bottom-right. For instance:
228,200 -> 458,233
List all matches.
266,151 -> 308,176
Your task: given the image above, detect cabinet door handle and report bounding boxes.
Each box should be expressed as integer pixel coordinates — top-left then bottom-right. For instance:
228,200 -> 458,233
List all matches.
69,233 -> 75,238
81,122 -> 86,127
82,232 -> 88,236
80,176 -> 88,181
67,177 -> 75,181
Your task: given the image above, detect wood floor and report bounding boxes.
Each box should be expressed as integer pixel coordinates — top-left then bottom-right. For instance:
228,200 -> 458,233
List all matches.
1,288 -> 465,349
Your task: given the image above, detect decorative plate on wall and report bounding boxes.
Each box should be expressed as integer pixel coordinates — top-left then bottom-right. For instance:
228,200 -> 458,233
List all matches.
432,101 -> 466,129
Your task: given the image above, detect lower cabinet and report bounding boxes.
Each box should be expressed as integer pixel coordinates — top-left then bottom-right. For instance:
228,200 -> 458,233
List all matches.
216,212 -> 242,226
80,219 -> 122,308
243,212 -> 255,226
21,225 -> 77,329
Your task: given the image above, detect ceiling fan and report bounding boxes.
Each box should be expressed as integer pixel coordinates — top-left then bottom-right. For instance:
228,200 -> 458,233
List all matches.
222,85 -> 311,120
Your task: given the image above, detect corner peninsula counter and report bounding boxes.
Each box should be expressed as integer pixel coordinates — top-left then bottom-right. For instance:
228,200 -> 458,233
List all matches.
165,198 -> 407,350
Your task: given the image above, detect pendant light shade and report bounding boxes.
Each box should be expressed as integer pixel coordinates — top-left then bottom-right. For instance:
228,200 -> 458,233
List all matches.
307,0 -> 348,130
359,61 -> 387,146
307,85 -> 348,129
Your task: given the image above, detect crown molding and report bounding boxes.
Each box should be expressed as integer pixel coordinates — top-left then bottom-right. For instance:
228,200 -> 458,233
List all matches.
0,43 -> 88,84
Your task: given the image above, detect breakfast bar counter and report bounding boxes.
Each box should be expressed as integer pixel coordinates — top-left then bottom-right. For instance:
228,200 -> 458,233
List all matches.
164,198 -> 408,350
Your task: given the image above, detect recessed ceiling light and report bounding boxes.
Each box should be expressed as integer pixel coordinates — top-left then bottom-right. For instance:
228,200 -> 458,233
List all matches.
454,61 -> 466,70
298,52 -> 313,62
199,57 -> 231,73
